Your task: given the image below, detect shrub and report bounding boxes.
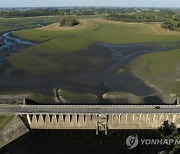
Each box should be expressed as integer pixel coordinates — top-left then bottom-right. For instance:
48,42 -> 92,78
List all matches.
161,19 -> 178,30
59,16 -> 80,27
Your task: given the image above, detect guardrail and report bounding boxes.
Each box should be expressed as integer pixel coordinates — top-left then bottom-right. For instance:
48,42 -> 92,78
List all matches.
18,112 -> 180,116
22,104 -> 179,108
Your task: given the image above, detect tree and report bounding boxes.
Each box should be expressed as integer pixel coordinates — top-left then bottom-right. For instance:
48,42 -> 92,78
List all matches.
177,22 -> 180,28
161,19 -> 178,30
158,121 -> 180,154
59,16 -> 80,27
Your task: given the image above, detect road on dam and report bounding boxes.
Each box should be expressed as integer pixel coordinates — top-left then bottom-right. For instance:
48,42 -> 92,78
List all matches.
0,104 -> 180,114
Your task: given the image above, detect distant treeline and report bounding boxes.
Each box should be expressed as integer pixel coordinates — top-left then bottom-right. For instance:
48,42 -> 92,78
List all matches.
1,8 -> 180,31
106,10 -> 180,31
1,8 -> 179,19
0,8 -> 96,18
107,10 -> 180,22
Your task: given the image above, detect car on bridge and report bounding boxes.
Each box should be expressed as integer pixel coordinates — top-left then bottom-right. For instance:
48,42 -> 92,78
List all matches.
155,106 -> 160,109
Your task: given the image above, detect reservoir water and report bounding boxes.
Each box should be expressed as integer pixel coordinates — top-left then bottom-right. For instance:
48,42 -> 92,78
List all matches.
0,31 -> 35,62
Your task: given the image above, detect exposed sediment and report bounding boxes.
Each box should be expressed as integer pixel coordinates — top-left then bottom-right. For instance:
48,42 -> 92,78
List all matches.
0,94 -> 32,104
54,88 -> 69,103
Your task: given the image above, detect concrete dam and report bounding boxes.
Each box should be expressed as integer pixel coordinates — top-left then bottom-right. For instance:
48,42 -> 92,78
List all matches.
16,102 -> 180,135
20,112 -> 180,135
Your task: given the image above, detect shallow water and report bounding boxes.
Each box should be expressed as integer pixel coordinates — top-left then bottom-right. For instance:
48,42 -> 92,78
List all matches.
0,31 -> 35,62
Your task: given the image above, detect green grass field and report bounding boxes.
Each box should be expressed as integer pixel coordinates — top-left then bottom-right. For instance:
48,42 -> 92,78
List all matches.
0,115 -> 13,130
129,49 -> 180,97
0,15 -> 101,33
0,16 -> 61,48
8,18 -> 180,75
0,16 -> 61,33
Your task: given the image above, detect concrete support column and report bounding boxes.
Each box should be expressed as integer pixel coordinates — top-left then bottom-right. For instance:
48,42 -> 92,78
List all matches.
159,113 -> 163,126
38,114 -> 44,126
166,114 -> 169,121
145,114 -> 149,123
71,114 -> 76,123
45,114 -> 50,124
108,114 -> 113,124
85,115 -> 91,123
125,114 -> 128,124
51,114 -> 57,126
152,114 -> 156,128
132,114 -> 135,123
32,113 -> 38,124
26,114 -> 32,124
58,114 -> 64,124
172,114 -> 177,123
66,114 -> 71,123
78,115 -> 84,124
139,114 -> 142,123
118,114 -> 121,124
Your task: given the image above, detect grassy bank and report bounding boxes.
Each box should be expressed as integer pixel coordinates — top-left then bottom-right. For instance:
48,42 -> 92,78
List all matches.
0,90 -> 53,104
61,90 -> 97,104
12,19 -> 180,45
129,49 -> 180,97
0,15 -> 101,34
0,115 -> 14,130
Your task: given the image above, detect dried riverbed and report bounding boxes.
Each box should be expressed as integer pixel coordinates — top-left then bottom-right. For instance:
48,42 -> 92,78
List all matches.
0,30 -> 179,104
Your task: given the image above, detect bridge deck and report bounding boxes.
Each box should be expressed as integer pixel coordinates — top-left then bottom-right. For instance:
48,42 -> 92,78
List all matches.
0,104 -> 180,114
1,104 -> 180,132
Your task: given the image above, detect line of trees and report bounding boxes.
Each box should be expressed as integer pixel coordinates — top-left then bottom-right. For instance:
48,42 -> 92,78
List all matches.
1,8 -> 180,19
0,9 -> 95,18
106,10 -> 180,31
106,10 -> 179,23
158,121 -> 180,154
1,7 -> 180,31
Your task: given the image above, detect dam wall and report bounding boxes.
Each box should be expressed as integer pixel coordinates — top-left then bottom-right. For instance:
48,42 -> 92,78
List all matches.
19,113 -> 180,135
0,116 -> 29,148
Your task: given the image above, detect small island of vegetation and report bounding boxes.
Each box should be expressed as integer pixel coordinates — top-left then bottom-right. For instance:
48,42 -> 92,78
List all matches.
59,16 -> 80,27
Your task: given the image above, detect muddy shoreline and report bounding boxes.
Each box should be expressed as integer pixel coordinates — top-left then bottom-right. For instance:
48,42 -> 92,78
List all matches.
0,31 -> 36,63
